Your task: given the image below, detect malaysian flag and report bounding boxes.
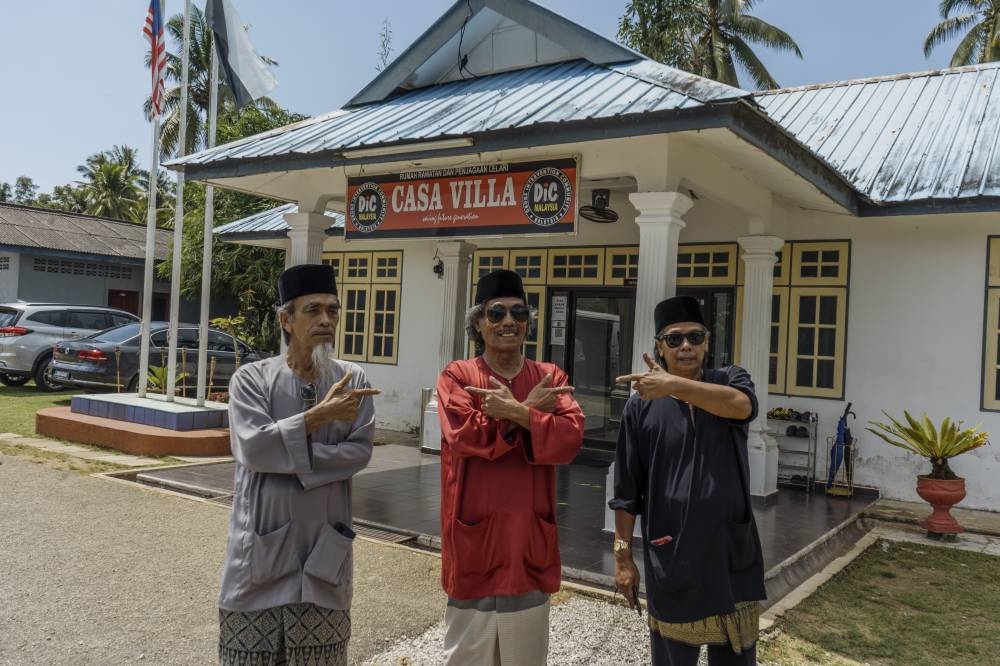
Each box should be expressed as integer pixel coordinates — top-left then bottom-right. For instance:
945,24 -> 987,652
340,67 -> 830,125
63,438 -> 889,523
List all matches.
143,0 -> 167,117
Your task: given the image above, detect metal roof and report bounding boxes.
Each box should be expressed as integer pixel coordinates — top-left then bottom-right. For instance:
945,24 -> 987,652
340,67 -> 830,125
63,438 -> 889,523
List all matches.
167,59 -> 749,172
755,62 -> 1000,206
0,203 -> 171,261
214,203 -> 344,239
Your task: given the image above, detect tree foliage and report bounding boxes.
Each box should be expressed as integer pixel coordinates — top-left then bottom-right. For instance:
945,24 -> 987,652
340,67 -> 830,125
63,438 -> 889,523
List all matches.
13,176 -> 38,204
925,0 -> 1000,66
618,0 -> 802,90
156,104 -> 308,353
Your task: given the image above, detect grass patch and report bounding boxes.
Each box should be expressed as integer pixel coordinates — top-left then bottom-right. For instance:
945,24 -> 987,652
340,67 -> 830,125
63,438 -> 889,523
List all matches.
760,539 -> 1000,666
0,385 -> 77,436
0,442 -> 127,474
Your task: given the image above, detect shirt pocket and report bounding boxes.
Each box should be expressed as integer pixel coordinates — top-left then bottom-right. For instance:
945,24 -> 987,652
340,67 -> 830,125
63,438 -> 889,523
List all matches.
250,521 -> 299,585
303,523 -> 353,587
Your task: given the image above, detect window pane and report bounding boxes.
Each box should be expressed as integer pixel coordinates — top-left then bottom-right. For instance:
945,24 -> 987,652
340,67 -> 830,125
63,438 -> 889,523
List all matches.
693,266 -> 709,278
768,357 -> 778,385
712,252 -> 728,263
819,296 -> 838,324
821,250 -> 840,263
820,265 -> 839,278
817,360 -> 835,388
678,253 -> 691,264
771,294 -> 780,322
694,252 -> 709,263
818,328 -> 836,356
798,296 -> 816,324
796,359 -> 813,386
677,266 -> 691,278
802,250 -> 819,263
711,265 -> 728,277
770,327 -> 779,353
797,327 -> 815,355
800,265 -> 818,278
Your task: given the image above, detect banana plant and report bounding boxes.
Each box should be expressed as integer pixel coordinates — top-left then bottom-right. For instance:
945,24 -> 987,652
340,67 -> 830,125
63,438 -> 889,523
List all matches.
866,411 -> 989,480
147,364 -> 190,394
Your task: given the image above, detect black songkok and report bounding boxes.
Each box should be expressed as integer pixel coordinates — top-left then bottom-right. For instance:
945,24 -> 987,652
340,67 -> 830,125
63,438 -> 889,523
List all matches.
654,295 -> 706,333
474,269 -> 526,305
278,264 -> 337,304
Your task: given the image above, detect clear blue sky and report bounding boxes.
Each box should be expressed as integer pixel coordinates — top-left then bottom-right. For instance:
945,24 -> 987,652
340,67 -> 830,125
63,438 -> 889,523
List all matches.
0,0 -> 962,194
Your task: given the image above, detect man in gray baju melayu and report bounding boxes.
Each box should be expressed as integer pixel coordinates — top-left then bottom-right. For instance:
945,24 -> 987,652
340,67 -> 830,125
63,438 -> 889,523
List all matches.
218,263 -> 381,666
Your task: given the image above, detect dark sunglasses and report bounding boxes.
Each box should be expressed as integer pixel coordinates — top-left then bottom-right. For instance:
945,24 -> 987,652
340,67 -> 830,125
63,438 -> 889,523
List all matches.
655,330 -> 707,348
485,303 -> 531,324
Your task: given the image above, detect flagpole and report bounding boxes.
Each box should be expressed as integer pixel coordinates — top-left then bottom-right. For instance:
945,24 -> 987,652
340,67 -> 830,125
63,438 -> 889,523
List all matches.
196,41 -> 219,406
138,0 -> 165,399
166,0 -> 192,401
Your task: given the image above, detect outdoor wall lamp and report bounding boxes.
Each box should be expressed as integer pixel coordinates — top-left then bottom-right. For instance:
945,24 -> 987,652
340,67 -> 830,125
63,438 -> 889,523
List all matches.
432,252 -> 444,278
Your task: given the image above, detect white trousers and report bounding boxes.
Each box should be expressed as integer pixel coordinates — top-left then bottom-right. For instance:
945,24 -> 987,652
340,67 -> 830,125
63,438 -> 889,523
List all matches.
443,597 -> 550,666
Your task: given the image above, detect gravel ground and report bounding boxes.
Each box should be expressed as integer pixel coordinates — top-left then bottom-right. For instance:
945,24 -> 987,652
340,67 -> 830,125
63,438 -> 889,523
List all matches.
364,594 -> 659,665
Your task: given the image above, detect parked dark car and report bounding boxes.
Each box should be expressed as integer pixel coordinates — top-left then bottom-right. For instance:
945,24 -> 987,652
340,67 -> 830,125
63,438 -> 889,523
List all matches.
47,322 -> 264,393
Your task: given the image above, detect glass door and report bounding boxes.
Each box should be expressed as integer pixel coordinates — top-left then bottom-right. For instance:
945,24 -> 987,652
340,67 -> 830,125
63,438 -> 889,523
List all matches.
564,291 -> 634,448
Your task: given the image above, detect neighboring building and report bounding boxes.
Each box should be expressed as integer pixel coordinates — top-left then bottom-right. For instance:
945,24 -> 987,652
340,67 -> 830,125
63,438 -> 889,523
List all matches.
172,0 -> 1000,512
0,203 -> 196,319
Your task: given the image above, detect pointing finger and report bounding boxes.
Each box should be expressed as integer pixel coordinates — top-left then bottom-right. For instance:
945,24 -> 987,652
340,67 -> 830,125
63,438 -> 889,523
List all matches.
350,388 -> 382,397
465,386 -> 494,396
643,352 -> 658,370
488,376 -> 504,387
332,371 -> 353,391
615,374 -> 643,384
549,386 -> 575,394
537,373 -> 553,388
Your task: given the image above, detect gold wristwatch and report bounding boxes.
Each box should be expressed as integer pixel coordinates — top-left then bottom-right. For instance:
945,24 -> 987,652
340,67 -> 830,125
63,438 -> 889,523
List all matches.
612,538 -> 632,553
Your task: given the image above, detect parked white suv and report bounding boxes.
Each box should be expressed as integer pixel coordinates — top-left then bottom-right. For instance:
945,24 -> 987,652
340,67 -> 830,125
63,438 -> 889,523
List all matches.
0,302 -> 139,391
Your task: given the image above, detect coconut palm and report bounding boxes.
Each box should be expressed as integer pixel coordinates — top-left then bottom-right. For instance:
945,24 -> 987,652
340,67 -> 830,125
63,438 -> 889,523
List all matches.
144,5 -> 280,158
619,0 -> 802,90
924,0 -> 1000,66
76,146 -> 146,222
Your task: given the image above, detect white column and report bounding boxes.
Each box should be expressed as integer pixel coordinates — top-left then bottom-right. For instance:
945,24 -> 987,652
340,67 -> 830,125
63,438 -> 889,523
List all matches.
737,235 -> 784,499
435,241 -> 476,368
627,191 -> 693,374
422,240 -> 476,453
284,212 -> 329,266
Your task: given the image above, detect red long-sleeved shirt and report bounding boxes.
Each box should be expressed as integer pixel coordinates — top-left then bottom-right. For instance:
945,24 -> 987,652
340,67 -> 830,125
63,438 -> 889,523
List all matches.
437,356 -> 584,599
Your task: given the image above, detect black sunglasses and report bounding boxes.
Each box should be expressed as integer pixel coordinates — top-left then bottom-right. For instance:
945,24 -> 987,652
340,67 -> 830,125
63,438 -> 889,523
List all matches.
485,303 -> 531,324
655,330 -> 707,348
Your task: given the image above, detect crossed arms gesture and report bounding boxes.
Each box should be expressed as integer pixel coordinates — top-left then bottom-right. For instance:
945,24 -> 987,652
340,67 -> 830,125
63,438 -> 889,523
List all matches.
465,373 -> 575,429
304,371 -> 382,434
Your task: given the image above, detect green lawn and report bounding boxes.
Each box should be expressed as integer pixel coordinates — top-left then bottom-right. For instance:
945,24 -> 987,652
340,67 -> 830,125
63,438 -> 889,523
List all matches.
759,539 -> 1000,666
0,385 -> 78,437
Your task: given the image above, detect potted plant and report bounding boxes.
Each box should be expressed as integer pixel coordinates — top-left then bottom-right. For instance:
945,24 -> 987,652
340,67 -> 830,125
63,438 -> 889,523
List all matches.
867,411 -> 989,538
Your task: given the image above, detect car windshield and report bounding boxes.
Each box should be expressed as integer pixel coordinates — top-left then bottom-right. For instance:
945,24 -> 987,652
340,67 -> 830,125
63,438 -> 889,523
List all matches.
89,323 -> 142,343
0,308 -> 19,327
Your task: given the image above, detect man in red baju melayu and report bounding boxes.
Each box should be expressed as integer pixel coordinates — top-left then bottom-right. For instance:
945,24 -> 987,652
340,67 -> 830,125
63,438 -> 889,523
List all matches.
437,269 -> 584,665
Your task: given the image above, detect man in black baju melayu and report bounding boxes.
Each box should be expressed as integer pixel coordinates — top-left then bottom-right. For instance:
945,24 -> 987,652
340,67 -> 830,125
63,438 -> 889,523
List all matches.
611,295 -> 766,666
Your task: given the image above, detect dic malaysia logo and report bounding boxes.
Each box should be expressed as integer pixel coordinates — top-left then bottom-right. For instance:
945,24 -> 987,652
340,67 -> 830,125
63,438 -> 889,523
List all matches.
350,182 -> 388,233
522,167 -> 572,227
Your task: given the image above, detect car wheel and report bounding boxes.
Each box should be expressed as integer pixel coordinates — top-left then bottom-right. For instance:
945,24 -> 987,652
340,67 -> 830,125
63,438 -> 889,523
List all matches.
0,373 -> 31,387
126,375 -> 140,393
34,354 -> 65,392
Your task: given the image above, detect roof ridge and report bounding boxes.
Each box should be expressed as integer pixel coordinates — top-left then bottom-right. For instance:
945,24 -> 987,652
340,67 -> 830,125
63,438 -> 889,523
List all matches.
0,202 -> 172,230
757,60 -> 1000,96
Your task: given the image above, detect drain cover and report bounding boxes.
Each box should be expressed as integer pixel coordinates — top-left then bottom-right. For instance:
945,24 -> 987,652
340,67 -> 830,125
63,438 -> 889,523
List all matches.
354,524 -> 415,544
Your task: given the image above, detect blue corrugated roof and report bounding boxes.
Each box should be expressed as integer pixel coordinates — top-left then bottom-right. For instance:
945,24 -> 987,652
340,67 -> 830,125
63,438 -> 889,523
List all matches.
167,59 -> 748,170
756,62 -> 1000,204
214,203 -> 344,238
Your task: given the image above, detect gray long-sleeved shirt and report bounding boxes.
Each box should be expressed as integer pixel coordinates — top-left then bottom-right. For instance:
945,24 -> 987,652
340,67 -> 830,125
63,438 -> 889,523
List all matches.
218,354 -> 375,611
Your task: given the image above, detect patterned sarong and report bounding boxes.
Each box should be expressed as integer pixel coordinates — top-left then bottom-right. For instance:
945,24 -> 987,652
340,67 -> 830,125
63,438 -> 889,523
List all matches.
219,603 -> 350,666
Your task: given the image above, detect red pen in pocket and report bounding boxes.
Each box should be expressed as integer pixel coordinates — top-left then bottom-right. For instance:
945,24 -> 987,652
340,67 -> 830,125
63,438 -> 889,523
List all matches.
650,535 -> 673,546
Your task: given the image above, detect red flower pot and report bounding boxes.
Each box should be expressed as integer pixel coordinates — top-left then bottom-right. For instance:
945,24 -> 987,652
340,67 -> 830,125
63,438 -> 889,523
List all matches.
915,476 -> 966,534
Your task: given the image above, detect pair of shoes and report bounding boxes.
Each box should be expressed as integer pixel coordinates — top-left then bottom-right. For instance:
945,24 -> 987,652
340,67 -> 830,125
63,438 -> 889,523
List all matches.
797,411 -> 814,423
769,407 -> 795,420
785,425 -> 810,437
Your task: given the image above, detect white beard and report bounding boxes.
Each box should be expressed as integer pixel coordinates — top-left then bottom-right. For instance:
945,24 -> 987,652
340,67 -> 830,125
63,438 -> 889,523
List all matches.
311,341 -> 336,384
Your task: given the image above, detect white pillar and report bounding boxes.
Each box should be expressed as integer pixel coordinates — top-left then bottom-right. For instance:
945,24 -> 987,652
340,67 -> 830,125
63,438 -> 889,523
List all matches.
627,191 -> 693,374
284,212 -> 329,267
737,235 -> 784,499
422,240 -> 476,453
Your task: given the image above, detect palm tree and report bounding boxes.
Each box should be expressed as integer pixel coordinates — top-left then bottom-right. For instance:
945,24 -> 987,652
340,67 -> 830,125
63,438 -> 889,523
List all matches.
925,0 -> 1000,66
76,146 -> 146,222
144,5 -> 280,158
619,0 -> 802,90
